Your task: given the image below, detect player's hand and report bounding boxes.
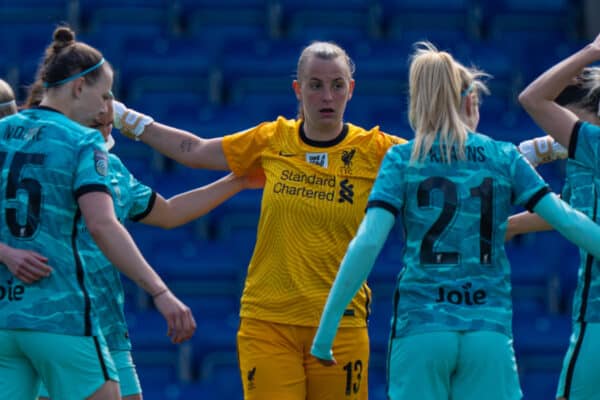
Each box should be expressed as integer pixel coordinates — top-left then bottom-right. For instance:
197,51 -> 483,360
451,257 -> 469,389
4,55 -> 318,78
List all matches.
152,289 -> 197,344
313,354 -> 337,367
518,136 -> 567,167
112,100 -> 154,140
310,345 -> 337,367
1,247 -> 51,284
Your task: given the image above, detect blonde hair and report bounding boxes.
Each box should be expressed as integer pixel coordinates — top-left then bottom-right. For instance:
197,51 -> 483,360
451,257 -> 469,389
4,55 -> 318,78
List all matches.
0,79 -> 17,118
409,42 -> 489,163
295,41 -> 355,119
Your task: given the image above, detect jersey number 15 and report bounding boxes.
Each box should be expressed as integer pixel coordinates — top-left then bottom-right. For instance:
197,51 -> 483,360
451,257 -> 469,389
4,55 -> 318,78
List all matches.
0,151 -> 46,238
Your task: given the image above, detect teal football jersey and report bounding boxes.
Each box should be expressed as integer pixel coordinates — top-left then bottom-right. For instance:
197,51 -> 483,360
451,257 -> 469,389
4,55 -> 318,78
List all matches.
77,153 -> 155,350
368,133 -> 549,337
565,121 -> 600,322
0,107 -> 110,336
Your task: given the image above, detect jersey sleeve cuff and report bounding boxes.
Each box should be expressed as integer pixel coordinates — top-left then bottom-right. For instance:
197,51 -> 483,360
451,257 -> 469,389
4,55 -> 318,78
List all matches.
74,184 -> 111,200
366,200 -> 399,216
130,191 -> 157,222
524,186 -> 551,212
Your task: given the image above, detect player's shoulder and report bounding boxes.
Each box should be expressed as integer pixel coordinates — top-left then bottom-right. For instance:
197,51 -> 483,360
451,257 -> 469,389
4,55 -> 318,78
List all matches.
108,152 -> 127,170
345,122 -> 408,148
470,132 -> 518,159
272,116 -> 300,132
236,116 -> 297,140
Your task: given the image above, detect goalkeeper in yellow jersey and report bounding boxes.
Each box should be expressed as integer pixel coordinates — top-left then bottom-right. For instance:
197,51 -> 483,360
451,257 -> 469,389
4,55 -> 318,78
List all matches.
113,41 -> 406,400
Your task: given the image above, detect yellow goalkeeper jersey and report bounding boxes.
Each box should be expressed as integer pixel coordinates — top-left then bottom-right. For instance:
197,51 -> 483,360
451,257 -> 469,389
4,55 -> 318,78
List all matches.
222,117 -> 406,327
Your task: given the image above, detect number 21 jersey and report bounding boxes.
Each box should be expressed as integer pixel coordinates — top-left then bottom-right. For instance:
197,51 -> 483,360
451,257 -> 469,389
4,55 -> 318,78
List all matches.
368,133 -> 549,337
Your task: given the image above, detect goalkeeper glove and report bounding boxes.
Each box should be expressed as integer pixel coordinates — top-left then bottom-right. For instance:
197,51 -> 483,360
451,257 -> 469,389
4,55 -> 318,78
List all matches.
518,136 -> 567,167
112,100 -> 154,140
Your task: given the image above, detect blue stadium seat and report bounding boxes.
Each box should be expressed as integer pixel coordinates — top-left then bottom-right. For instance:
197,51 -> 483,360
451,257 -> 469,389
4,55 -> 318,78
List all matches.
147,238 -> 248,293
191,327 -> 240,379
78,0 -> 175,36
520,371 -> 560,400
482,0 -> 576,72
276,0 -> 374,45
345,94 -> 406,133
508,233 -> 562,302
368,292 -> 393,354
126,311 -> 193,384
380,0 -> 479,46
212,209 -> 260,263
197,351 -> 243,398
179,293 -> 240,319
512,314 -> 570,371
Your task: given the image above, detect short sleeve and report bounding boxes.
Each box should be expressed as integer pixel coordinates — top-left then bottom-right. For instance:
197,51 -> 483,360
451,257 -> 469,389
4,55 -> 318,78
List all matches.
569,121 -> 600,173
127,174 -> 155,221
222,121 -> 276,176
367,145 -> 406,216
509,145 -> 551,211
73,130 -> 110,199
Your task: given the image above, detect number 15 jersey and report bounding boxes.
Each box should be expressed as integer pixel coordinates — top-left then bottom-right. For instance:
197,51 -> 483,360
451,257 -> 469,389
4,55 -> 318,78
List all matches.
0,108 -> 110,337
368,133 -> 549,338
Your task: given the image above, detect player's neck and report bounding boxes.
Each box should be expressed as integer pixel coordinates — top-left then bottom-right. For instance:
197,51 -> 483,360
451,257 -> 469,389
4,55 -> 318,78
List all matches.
303,120 -> 344,142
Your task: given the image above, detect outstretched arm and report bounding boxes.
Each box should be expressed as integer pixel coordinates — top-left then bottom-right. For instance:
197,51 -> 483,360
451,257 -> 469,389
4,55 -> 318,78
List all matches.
113,100 -> 228,170
519,35 -> 600,149
79,191 -> 196,344
311,207 -> 395,365
141,172 -> 264,229
534,192 -> 600,259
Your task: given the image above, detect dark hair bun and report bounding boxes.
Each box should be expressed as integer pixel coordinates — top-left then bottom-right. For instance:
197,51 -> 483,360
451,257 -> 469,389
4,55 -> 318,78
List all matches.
52,26 -> 75,51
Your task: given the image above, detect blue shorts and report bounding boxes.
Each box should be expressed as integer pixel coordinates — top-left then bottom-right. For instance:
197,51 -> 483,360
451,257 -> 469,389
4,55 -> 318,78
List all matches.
557,322 -> 600,400
38,350 -> 141,398
0,329 -> 117,400
388,330 -> 521,400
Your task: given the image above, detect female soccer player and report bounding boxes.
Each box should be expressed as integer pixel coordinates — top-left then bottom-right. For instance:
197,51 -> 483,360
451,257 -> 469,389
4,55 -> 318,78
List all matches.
311,42 -> 600,400
518,35 -> 600,400
0,26 -> 195,400
111,41 -> 406,399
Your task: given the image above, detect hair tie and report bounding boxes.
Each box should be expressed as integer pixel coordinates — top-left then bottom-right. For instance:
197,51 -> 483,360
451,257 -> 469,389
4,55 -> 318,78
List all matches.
0,99 -> 16,108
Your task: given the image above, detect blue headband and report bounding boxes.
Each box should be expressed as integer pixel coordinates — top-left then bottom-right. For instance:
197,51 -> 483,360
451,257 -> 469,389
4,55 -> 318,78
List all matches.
43,58 -> 105,88
461,82 -> 475,97
0,99 -> 15,107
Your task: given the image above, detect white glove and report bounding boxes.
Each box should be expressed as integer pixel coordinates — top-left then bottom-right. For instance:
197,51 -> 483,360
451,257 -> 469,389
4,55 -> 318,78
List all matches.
112,100 -> 154,140
518,136 -> 567,167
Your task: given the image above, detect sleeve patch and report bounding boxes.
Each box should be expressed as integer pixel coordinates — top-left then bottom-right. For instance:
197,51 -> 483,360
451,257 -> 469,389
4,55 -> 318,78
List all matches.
94,150 -> 108,176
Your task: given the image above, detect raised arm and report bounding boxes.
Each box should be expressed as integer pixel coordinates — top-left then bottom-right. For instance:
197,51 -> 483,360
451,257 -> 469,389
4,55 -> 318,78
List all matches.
141,172 -> 264,229
113,100 -> 228,170
79,191 -> 196,343
518,35 -> 600,149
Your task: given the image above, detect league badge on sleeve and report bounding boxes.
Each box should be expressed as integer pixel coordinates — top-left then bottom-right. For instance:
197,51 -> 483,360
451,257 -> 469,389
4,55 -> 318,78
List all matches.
94,149 -> 108,176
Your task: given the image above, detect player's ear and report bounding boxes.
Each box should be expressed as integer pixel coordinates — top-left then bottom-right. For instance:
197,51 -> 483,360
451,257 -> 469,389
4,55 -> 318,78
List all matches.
292,80 -> 301,101
347,79 -> 355,101
71,77 -> 85,99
